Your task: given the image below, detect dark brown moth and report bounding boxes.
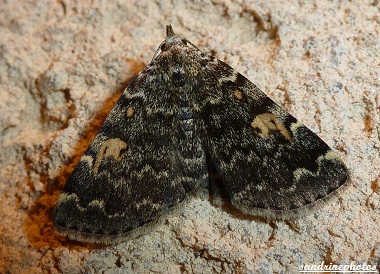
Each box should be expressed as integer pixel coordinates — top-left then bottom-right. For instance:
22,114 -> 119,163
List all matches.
53,26 -> 348,244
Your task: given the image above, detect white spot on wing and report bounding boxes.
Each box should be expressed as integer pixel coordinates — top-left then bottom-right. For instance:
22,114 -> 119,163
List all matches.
94,138 -> 128,175
81,155 -> 93,167
251,113 -> 291,141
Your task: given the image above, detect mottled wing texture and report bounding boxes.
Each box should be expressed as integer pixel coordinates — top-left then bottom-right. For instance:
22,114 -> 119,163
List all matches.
53,26 -> 348,244
193,58 -> 348,219
53,44 -> 209,243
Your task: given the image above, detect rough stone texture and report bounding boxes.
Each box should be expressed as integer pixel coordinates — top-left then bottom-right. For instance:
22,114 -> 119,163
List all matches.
0,0 -> 379,273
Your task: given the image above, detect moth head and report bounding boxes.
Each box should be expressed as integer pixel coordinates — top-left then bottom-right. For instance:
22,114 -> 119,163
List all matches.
151,25 -> 202,61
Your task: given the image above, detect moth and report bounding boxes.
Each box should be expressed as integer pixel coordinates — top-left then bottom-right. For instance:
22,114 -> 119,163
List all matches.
53,25 -> 348,244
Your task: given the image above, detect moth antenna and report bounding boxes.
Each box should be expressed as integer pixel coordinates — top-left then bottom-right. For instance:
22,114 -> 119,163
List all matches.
166,25 -> 175,37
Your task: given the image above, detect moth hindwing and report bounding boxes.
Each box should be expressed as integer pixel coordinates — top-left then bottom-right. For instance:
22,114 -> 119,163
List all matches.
53,25 -> 348,244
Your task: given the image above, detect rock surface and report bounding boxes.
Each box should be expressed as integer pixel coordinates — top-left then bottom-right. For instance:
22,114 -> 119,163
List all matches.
0,0 -> 379,273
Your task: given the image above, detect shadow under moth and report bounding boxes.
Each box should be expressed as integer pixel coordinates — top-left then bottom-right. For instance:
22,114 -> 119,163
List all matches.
53,25 -> 348,244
